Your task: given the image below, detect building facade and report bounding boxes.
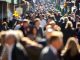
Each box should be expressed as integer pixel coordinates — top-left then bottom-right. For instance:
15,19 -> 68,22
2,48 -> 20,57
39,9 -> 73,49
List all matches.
0,0 -> 19,20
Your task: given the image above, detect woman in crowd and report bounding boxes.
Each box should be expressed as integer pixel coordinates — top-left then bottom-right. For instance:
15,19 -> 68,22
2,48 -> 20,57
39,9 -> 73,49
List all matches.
28,27 -> 38,41
76,22 -> 80,43
34,18 -> 44,38
64,20 -> 75,44
61,37 -> 80,60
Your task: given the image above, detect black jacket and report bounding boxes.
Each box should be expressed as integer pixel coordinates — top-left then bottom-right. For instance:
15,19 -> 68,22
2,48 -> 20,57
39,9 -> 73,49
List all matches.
0,43 -> 29,60
40,46 -> 60,60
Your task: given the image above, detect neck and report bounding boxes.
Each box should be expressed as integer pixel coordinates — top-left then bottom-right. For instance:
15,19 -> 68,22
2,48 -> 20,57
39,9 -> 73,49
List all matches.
50,44 -> 58,50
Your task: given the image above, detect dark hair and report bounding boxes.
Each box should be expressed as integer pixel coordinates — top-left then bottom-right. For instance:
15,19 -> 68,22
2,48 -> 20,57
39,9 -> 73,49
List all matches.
69,41 -> 78,56
49,36 -> 59,43
31,27 -> 37,34
77,24 -> 80,27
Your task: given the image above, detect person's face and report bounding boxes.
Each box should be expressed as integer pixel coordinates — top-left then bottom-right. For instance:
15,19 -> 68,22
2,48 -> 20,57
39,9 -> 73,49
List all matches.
5,36 -> 16,45
46,32 -> 52,39
48,19 -> 51,24
40,15 -> 44,19
35,21 -> 40,27
23,22 -> 28,27
52,38 -> 63,50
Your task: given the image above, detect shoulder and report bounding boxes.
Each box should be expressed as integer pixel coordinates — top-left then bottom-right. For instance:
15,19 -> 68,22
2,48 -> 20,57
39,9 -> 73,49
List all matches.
16,43 -> 25,50
13,43 -> 27,55
41,46 -> 50,55
12,43 -> 29,60
19,26 -> 24,31
40,46 -> 58,60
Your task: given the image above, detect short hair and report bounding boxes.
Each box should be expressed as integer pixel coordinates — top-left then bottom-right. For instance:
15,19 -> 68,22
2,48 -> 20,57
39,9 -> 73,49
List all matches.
49,36 -> 59,43
34,18 -> 40,24
34,20 -> 39,24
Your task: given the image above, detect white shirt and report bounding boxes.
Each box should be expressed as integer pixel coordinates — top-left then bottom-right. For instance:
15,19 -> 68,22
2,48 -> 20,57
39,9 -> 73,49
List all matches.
5,44 -> 14,60
40,19 -> 46,28
72,6 -> 77,12
33,0 -> 36,3
14,25 -> 21,30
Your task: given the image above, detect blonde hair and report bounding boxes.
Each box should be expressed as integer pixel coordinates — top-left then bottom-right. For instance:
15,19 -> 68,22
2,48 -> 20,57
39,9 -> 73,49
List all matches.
61,37 -> 80,56
65,21 -> 73,29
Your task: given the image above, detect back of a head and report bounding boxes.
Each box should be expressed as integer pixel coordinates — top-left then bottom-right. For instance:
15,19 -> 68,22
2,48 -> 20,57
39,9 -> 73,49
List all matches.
65,21 -> 73,29
49,36 -> 59,44
61,37 -> 79,56
48,31 -> 63,50
69,41 -> 79,56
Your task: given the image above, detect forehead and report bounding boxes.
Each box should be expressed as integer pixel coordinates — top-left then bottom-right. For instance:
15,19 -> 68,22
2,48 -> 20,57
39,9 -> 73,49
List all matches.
35,20 -> 40,23
6,35 -> 16,39
23,21 -> 28,23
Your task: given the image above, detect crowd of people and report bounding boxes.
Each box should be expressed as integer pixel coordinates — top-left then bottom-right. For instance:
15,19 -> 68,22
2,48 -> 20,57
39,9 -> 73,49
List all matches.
0,2 -> 80,60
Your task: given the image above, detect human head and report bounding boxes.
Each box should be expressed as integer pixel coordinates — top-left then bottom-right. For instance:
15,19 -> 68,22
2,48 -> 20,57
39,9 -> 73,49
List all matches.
49,31 -> 63,50
34,18 -> 40,27
61,37 -> 80,56
49,21 -> 56,27
53,25 -> 61,31
5,30 -> 18,46
46,28 -> 53,39
65,21 -> 73,29
22,19 -> 29,27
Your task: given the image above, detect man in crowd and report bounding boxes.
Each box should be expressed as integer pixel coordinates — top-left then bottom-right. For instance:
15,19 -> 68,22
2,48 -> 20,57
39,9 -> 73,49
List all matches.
20,19 -> 30,37
40,31 -> 63,60
34,18 -> 44,38
0,30 -> 29,60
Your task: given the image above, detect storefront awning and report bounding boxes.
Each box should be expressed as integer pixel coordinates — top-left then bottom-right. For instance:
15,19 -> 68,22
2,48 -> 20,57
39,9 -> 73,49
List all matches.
0,0 -> 11,3
0,0 -> 18,4
14,0 -> 18,4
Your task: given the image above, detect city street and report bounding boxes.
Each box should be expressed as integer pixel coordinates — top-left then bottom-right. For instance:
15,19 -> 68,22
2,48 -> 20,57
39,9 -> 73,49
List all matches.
0,0 -> 80,60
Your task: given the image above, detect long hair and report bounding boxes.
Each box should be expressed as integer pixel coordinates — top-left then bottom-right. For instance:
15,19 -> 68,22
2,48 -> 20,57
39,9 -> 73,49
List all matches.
61,37 -> 80,56
65,21 -> 73,29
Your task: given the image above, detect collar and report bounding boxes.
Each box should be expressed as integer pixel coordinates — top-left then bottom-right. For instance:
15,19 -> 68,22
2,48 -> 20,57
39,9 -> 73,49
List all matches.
49,45 -> 57,55
5,44 -> 14,50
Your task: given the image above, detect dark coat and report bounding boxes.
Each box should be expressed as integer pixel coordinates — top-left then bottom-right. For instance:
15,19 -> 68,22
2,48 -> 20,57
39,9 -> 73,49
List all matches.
63,28 -> 75,44
76,28 -> 80,43
19,26 -> 30,37
0,43 -> 29,60
40,46 -> 60,60
62,49 -> 80,60
0,45 -> 3,56
12,44 -> 29,60
36,27 -> 43,38
0,24 -> 6,31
